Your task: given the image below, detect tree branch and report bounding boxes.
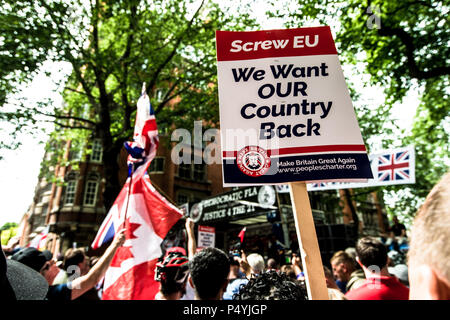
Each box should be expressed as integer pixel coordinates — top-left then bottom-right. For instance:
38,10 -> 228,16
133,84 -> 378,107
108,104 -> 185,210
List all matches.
146,0 -> 205,93
377,25 -> 450,79
34,109 -> 97,126
41,119 -> 92,131
364,0 -> 449,80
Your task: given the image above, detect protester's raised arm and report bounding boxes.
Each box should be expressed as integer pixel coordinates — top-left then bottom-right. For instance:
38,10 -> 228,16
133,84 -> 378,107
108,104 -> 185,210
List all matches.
185,218 -> 196,260
70,229 -> 126,300
291,253 -> 303,277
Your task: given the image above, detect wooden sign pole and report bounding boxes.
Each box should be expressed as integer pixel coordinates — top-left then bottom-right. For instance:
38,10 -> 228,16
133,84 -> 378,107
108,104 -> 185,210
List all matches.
288,181 -> 329,300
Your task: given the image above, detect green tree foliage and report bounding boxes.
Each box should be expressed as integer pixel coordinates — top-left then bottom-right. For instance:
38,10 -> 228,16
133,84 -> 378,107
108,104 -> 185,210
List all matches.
1,223 -> 18,245
268,0 -> 449,222
0,0 -> 257,209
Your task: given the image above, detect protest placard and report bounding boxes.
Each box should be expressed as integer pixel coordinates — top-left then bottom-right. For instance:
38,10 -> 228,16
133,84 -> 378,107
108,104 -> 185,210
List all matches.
216,27 -> 374,300
216,26 -> 373,187
197,225 -> 216,249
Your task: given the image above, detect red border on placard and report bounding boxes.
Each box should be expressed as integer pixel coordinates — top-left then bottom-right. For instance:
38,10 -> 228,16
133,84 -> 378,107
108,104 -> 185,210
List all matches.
199,225 -> 215,233
222,144 -> 367,158
216,26 -> 337,61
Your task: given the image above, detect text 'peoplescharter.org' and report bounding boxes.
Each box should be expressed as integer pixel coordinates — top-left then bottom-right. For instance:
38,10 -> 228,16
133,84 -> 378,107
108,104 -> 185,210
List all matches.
278,163 -> 358,173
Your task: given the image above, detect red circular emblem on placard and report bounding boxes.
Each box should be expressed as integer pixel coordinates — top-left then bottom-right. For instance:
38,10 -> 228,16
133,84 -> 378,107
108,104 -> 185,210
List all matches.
236,146 -> 271,177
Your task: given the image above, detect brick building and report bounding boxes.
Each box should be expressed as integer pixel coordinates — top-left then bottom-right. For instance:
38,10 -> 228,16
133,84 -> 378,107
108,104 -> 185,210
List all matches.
19,135 -> 230,255
20,134 -> 389,264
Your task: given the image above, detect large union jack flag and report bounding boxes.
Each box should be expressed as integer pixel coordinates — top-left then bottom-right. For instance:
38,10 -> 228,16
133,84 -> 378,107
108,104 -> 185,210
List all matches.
377,149 -> 411,182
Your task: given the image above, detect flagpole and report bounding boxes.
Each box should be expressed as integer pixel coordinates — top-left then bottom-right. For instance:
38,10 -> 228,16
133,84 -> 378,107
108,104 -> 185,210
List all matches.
121,83 -> 145,228
122,163 -> 134,230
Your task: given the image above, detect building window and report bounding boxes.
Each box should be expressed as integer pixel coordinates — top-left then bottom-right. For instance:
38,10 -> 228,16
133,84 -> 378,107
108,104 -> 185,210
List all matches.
90,139 -> 103,162
177,163 -> 207,181
178,164 -> 192,179
177,193 -> 189,205
69,146 -> 83,161
41,204 -> 48,218
83,181 -> 98,206
149,157 -> 165,173
64,180 -> 77,205
193,164 -> 206,181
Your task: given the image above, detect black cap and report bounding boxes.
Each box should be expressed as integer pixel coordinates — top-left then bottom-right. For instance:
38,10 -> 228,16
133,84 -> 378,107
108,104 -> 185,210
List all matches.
1,244 -> 48,300
11,247 -> 52,272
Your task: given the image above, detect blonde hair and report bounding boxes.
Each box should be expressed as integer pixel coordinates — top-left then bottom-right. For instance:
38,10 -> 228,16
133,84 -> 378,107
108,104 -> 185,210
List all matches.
409,172 -> 450,281
330,250 -> 355,270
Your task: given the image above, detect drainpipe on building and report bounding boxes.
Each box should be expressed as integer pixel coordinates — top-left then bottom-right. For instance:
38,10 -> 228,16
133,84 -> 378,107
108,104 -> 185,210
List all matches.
343,189 -> 359,240
372,191 -> 387,235
276,191 -> 291,249
49,140 -> 72,256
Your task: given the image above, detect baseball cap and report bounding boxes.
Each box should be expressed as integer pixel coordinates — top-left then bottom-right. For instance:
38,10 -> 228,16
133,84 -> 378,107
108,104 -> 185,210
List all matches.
11,247 -> 52,272
1,244 -> 48,300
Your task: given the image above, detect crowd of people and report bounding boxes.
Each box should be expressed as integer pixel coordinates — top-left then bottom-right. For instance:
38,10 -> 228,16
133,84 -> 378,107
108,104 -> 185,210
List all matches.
1,172 -> 449,300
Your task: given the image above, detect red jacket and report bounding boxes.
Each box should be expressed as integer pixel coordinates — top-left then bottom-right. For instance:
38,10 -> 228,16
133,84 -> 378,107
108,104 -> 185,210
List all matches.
345,275 -> 409,300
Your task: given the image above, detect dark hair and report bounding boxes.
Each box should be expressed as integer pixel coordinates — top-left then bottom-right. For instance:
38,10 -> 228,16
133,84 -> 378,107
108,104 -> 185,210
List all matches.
189,247 -> 230,300
356,237 -> 388,269
63,248 -> 86,271
280,265 -> 297,281
229,256 -> 240,267
234,271 -> 307,300
323,265 -> 333,280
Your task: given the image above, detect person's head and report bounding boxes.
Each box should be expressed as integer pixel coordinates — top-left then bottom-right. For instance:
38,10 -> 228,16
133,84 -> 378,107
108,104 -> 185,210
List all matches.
11,247 -> 59,285
247,253 -> 265,275
63,248 -> 89,276
189,247 -> 230,300
280,264 -> 296,281
166,246 -> 187,256
233,270 -> 307,300
408,172 -> 450,300
266,258 -> 278,271
228,256 -> 240,279
355,236 -> 388,272
345,247 -> 357,261
155,251 -> 189,300
323,266 -> 338,289
1,244 -> 48,300
330,251 -> 356,282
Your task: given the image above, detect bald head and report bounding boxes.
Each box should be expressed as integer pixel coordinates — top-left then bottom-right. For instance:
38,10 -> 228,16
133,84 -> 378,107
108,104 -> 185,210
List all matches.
408,172 -> 450,299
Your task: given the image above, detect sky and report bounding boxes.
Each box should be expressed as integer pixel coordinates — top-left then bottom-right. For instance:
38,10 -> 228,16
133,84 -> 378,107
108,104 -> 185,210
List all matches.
0,1 -> 421,228
0,61 -> 72,227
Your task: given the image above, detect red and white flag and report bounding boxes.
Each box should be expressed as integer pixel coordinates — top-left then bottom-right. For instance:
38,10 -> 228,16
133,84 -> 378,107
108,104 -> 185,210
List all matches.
238,227 -> 246,243
92,86 -> 182,299
28,226 -> 49,250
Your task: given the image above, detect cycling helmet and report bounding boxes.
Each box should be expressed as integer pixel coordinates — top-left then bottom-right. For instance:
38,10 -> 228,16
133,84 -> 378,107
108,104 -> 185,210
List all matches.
154,252 -> 189,284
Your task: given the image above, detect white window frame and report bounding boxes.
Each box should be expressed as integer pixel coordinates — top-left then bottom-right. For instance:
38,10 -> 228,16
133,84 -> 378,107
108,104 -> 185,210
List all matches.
90,139 -> 103,163
149,157 -> 165,174
83,180 -> 99,206
64,180 -> 78,205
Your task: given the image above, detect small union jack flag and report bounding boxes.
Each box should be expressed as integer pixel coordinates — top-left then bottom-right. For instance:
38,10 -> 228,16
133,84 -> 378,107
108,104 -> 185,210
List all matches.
311,182 -> 328,188
377,150 -> 411,182
123,82 -> 159,180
